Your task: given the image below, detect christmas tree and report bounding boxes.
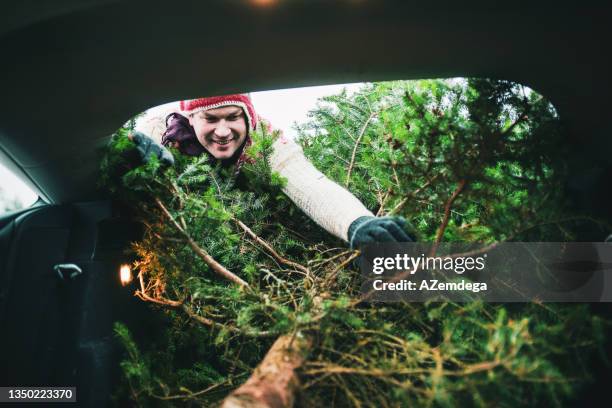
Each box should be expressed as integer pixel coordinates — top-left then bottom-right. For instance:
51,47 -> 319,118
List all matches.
101,78 -> 609,407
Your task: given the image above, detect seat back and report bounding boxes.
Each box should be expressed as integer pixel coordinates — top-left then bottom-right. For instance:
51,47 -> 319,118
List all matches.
0,205 -> 74,385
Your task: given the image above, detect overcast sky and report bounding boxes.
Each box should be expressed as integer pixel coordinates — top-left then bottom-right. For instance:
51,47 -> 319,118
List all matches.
0,82 -> 364,210
251,83 -> 363,139
0,164 -> 37,208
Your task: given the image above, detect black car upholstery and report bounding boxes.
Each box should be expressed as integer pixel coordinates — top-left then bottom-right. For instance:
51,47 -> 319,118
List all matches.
0,201 -> 149,406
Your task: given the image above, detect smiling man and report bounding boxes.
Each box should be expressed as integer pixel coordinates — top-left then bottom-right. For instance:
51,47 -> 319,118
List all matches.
192,106 -> 245,157
183,95 -> 254,160
131,93 -> 413,247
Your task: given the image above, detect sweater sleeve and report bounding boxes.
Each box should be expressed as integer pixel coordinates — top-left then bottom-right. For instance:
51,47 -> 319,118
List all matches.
269,136 -> 374,242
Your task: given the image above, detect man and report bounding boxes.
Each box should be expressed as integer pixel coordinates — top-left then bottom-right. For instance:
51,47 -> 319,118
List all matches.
130,93 -> 413,248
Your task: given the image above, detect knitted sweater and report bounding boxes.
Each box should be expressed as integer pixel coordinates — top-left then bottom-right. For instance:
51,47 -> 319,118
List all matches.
269,136 -> 373,242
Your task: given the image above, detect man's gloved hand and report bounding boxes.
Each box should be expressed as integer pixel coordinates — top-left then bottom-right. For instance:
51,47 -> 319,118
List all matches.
128,131 -> 175,166
348,216 -> 416,249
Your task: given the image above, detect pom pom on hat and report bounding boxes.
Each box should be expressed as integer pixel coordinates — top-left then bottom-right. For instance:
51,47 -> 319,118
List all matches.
180,94 -> 257,131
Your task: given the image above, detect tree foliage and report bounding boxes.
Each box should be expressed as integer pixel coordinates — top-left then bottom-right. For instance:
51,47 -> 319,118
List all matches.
101,79 -> 608,407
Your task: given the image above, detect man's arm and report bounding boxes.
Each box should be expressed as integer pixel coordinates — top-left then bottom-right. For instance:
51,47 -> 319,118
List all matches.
269,136 -> 375,242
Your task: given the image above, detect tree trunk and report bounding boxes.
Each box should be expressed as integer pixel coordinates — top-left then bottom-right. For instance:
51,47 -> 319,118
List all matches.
221,333 -> 312,408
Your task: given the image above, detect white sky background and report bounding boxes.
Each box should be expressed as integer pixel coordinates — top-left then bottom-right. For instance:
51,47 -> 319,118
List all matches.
0,164 -> 38,209
251,83 -> 363,139
0,83 -> 364,210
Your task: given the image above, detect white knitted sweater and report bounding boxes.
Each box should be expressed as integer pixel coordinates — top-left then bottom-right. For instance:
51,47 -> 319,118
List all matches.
269,136 -> 373,242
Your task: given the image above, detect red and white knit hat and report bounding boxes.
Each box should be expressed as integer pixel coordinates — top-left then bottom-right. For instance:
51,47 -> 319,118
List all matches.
180,93 -> 257,131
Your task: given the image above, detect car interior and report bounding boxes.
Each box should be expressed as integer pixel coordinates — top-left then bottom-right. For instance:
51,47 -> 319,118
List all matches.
0,1 -> 611,406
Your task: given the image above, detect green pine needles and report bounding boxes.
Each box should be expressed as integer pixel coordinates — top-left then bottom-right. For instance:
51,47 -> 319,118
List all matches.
102,78 -> 609,407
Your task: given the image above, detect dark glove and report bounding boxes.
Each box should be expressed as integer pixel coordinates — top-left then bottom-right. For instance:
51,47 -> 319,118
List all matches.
348,216 -> 416,249
129,131 -> 175,166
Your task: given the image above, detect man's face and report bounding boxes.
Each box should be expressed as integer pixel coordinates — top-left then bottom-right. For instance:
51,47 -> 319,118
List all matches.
189,105 -> 248,160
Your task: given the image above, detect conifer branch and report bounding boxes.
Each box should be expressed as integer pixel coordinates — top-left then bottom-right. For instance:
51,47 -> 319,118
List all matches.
339,123 -> 356,142
135,270 -> 272,338
375,186 -> 393,216
387,174 -> 441,216
154,197 -> 249,288
234,217 -> 310,275
182,304 -> 274,338
322,250 -> 361,288
301,358 -> 506,378
308,249 -> 353,268
151,377 -> 235,401
432,179 -> 467,253
135,270 -> 183,307
355,179 -> 466,305
345,112 -> 376,187
501,113 -> 528,136
446,215 -> 608,259
134,291 -> 183,307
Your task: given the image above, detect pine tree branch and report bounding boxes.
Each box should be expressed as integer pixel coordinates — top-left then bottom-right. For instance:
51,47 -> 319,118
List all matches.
182,304 -> 274,338
301,358 -> 506,378
445,215 -> 609,260
303,364 -> 433,377
308,249 -> 354,268
322,250 -> 361,288
135,270 -> 183,307
135,270 -> 273,338
339,123 -> 356,142
135,271 -> 228,331
498,94 -> 542,139
354,179 -> 467,306
375,186 -> 393,216
135,291 -> 182,308
234,217 -> 310,275
154,197 -> 249,288
151,377 -> 236,401
345,112 -> 376,187
432,179 -> 467,254
387,174 -> 441,216
500,113 -> 528,137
